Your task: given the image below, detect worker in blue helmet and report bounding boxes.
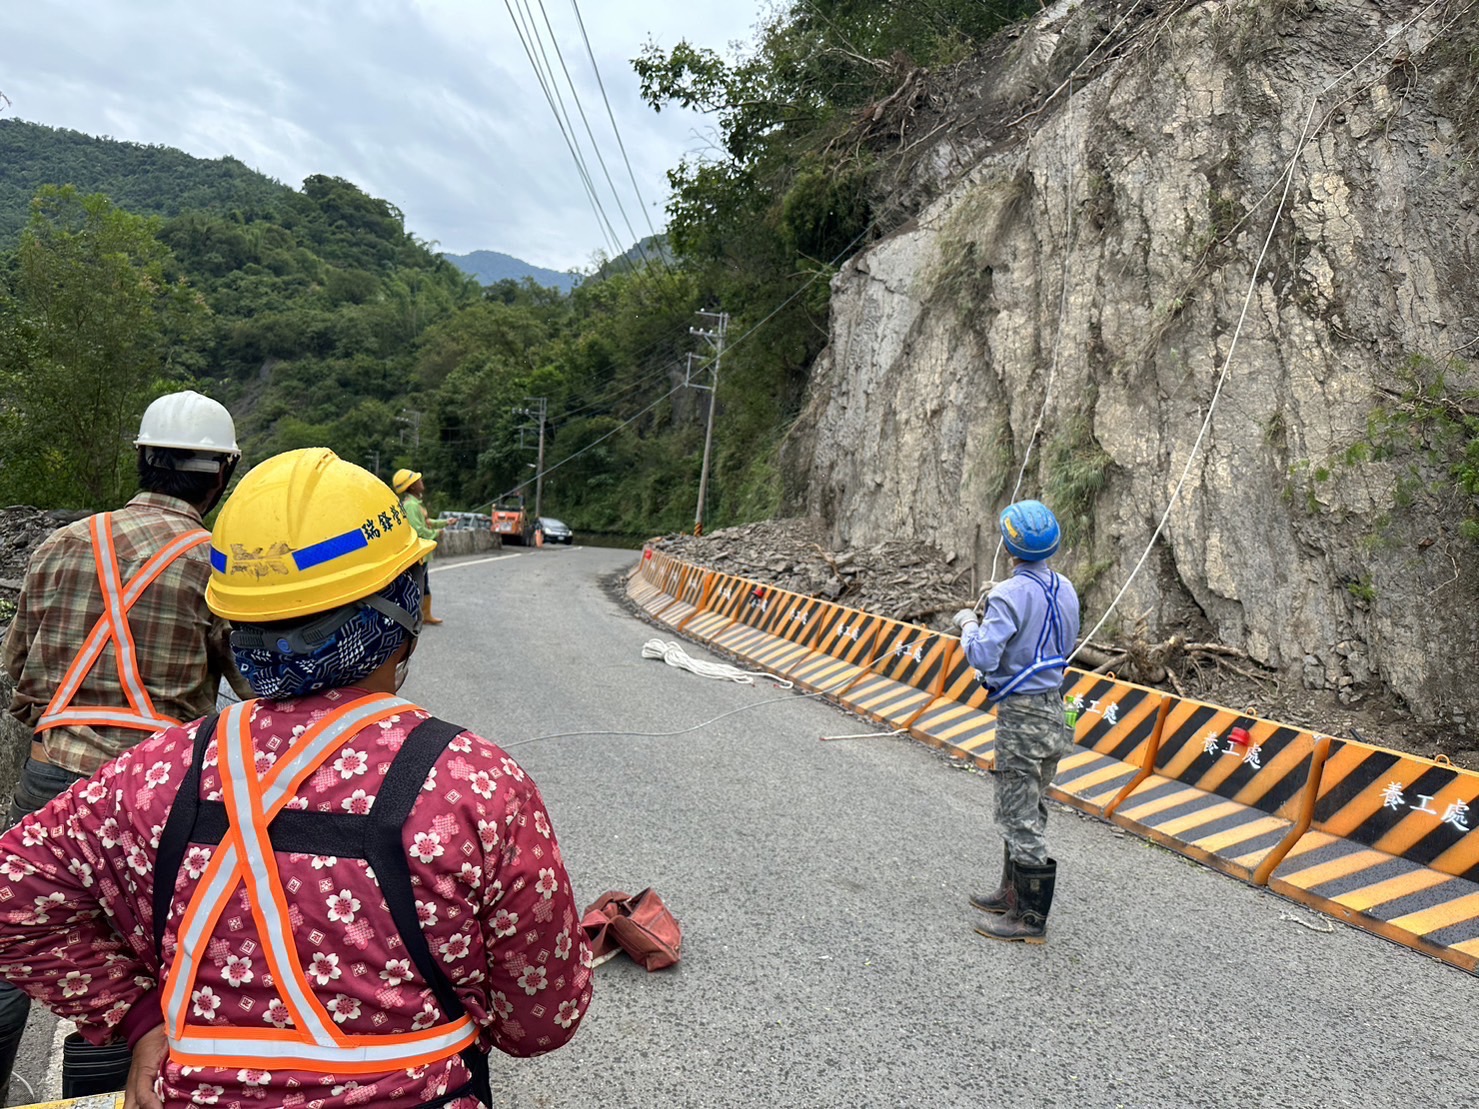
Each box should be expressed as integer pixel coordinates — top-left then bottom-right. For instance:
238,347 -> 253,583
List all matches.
952,499 -> 1080,943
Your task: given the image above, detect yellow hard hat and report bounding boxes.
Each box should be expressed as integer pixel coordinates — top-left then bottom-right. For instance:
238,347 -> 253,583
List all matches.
392,468 -> 421,495
208,448 -> 436,622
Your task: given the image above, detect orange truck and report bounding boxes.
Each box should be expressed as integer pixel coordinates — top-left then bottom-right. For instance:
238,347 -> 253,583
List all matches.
490,495 -> 536,545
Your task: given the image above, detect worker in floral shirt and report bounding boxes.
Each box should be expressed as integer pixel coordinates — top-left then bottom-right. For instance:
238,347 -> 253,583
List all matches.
0,448 -> 592,1108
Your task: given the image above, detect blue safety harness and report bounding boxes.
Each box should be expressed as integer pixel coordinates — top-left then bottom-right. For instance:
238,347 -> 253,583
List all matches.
983,568 -> 1070,705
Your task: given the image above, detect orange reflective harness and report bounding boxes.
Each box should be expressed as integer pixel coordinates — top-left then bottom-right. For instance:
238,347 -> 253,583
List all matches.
152,695 -> 491,1105
36,512 -> 211,737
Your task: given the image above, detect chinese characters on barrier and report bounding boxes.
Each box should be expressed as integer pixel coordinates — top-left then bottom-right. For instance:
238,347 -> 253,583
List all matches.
1062,694 -> 1119,727
1380,783 -> 1471,832
1201,728 -> 1263,769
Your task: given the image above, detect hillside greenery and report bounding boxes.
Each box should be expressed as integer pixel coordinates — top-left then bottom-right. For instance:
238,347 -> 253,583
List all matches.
0,0 -> 1040,532
0,120 -> 290,244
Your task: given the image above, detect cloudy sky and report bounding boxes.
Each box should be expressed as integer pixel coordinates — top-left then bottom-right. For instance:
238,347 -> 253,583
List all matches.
0,0 -> 771,271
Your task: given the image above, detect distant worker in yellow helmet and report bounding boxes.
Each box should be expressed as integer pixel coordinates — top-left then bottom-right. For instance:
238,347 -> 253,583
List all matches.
393,468 -> 450,625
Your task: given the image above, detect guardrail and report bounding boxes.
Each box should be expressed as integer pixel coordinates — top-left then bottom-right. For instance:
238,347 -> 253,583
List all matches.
628,545 -> 1479,976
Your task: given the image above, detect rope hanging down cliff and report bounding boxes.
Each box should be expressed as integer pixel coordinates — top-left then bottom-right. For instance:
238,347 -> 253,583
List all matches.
1070,0 -> 1457,661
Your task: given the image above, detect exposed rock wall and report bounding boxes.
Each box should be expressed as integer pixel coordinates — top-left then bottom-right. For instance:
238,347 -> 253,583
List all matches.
786,0 -> 1479,730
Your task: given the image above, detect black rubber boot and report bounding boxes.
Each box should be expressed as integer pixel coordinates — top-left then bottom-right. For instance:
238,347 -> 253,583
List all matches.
61,1032 -> 133,1098
974,858 -> 1056,944
0,982 -> 30,1105
968,842 -> 1016,915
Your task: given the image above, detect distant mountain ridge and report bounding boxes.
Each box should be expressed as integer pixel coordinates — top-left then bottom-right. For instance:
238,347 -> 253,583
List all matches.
0,121 -> 583,295
0,118 -> 291,243
441,249 -> 579,292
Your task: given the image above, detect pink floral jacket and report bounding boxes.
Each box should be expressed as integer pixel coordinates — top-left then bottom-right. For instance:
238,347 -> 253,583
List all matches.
0,689 -> 592,1107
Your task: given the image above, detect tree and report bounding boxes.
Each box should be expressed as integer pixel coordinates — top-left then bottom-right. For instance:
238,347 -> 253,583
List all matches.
0,186 -> 208,508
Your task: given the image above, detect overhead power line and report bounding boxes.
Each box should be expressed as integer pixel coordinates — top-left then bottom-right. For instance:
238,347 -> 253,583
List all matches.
530,0 -> 656,271
503,0 -> 627,261
478,381 -> 688,509
566,0 -> 662,244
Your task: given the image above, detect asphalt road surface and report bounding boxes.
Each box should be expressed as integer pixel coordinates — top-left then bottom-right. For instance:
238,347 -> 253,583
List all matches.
415,546 -> 1476,1108
9,544 -> 1477,1107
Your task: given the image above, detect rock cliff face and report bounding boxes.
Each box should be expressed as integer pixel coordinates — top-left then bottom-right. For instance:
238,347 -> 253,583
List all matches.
785,0 -> 1479,730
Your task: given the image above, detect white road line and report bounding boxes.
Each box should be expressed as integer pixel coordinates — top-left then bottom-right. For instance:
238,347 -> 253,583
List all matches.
42,1017 -> 72,1099
428,554 -> 520,573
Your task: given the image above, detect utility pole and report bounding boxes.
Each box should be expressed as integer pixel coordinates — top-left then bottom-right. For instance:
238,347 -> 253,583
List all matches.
514,398 -> 548,519
689,310 -> 728,536
397,409 -> 423,451
365,450 -> 381,478
531,398 -> 547,520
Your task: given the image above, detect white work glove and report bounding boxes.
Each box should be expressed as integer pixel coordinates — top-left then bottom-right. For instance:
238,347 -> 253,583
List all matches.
952,608 -> 980,631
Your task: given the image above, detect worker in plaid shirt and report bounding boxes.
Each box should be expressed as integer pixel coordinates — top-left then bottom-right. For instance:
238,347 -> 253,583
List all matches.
0,389 -> 247,1100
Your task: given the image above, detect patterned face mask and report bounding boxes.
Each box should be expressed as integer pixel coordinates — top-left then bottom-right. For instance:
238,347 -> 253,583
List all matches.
232,570 -> 423,699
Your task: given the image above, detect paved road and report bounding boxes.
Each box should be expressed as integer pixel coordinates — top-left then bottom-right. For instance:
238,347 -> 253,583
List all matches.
9,544 -> 1475,1107
413,546 -> 1474,1109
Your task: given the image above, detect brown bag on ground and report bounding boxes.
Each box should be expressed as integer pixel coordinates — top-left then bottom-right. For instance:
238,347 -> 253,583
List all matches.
580,888 -> 682,971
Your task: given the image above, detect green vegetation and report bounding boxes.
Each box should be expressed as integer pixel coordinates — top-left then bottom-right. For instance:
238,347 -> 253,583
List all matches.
0,0 -> 1043,530
0,120 -> 289,243
0,187 -> 210,507
926,174 -> 1029,327
1042,414 -> 1113,549
1292,353 -> 1479,546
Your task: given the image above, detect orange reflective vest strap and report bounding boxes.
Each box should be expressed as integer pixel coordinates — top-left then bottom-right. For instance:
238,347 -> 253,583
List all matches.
163,695 -> 480,1076
165,694 -> 409,1042
167,1021 -> 481,1077
36,515 -> 211,735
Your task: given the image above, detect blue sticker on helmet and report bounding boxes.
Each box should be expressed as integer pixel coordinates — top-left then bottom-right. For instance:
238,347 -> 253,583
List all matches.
292,527 -> 370,571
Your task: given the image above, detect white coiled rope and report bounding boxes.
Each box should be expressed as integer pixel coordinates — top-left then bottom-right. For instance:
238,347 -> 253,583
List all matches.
641,639 -> 794,689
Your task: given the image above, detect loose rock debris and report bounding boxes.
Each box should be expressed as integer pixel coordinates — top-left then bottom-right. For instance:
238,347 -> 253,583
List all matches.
0,506 -> 78,624
654,518 -> 972,630
647,517 -> 1456,765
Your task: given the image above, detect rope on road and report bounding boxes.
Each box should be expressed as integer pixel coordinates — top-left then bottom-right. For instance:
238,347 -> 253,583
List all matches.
641,639 -> 794,689
499,690 -> 813,750
499,639 -> 916,750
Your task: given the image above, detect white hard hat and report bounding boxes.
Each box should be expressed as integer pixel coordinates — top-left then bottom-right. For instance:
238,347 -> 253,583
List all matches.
135,390 -> 240,473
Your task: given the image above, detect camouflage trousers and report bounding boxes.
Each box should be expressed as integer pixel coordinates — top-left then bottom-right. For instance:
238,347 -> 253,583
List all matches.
993,691 -> 1075,866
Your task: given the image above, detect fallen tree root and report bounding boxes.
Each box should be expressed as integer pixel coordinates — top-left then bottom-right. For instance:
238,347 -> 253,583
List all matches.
1074,628 -> 1278,696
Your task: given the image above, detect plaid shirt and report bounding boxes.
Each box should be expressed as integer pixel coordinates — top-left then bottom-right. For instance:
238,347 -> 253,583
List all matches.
2,492 -> 244,775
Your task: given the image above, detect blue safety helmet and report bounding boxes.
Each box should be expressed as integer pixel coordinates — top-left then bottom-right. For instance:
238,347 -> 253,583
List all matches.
999,500 -> 1060,561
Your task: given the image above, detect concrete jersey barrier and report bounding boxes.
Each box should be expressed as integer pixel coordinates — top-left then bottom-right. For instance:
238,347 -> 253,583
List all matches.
628,547 -> 1479,977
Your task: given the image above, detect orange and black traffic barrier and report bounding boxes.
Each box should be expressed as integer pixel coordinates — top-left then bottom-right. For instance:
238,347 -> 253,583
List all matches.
743,592 -> 831,674
1106,699 -> 1330,884
711,582 -> 792,664
661,564 -> 713,633
1048,671 -> 1171,817
908,640 -> 997,765
1268,740 -> 1479,974
682,573 -> 743,643
786,603 -> 885,699
626,552 -> 1479,976
836,620 -> 950,731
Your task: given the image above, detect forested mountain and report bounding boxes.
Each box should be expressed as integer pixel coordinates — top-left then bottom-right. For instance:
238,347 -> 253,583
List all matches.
0,1 -> 1045,534
0,119 -> 290,244
442,250 -> 578,292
